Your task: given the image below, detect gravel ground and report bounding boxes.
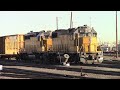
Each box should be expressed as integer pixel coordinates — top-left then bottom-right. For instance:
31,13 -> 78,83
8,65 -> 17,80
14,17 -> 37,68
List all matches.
0,57 -> 120,79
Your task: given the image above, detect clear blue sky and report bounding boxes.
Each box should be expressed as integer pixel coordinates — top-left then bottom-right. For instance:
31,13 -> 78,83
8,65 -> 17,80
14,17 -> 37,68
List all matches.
0,11 -> 119,43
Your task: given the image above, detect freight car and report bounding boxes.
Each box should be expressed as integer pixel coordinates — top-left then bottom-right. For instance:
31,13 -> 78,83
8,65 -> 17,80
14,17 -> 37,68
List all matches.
0,54 -> 17,60
0,34 -> 24,60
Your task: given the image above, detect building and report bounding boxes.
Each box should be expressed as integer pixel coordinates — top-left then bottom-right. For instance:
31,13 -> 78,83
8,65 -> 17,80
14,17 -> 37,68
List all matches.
112,44 -> 120,52
0,34 -> 24,54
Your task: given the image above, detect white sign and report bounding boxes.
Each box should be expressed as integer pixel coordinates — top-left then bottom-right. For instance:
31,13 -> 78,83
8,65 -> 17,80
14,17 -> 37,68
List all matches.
0,65 -> 3,71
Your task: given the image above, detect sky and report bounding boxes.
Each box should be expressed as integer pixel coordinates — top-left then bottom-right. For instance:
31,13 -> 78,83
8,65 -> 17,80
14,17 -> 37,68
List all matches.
0,11 -> 119,43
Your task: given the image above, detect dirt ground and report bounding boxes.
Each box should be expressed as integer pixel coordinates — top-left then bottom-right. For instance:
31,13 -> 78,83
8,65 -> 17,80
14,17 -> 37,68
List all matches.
0,57 -> 120,79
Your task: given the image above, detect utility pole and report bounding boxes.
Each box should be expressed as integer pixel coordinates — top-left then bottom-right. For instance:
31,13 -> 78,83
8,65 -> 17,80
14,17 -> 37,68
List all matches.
90,17 -> 91,28
72,21 -> 73,28
116,11 -> 118,58
70,12 -> 72,29
56,17 -> 58,30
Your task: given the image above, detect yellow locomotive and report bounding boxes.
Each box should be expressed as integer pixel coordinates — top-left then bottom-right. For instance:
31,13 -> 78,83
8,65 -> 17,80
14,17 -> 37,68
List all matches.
52,25 -> 103,64
2,25 -> 102,64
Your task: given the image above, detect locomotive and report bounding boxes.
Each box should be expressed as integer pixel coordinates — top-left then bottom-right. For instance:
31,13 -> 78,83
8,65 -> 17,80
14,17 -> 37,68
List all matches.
18,25 -> 103,64
0,25 -> 103,64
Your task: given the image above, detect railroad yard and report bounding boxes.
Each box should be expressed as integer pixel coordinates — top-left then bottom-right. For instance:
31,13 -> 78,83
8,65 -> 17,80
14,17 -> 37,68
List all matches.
0,56 -> 120,79
0,11 -> 120,79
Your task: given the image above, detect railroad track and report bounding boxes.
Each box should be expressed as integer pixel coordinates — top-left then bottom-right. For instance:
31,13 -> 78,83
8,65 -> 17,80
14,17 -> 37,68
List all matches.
0,58 -> 120,79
